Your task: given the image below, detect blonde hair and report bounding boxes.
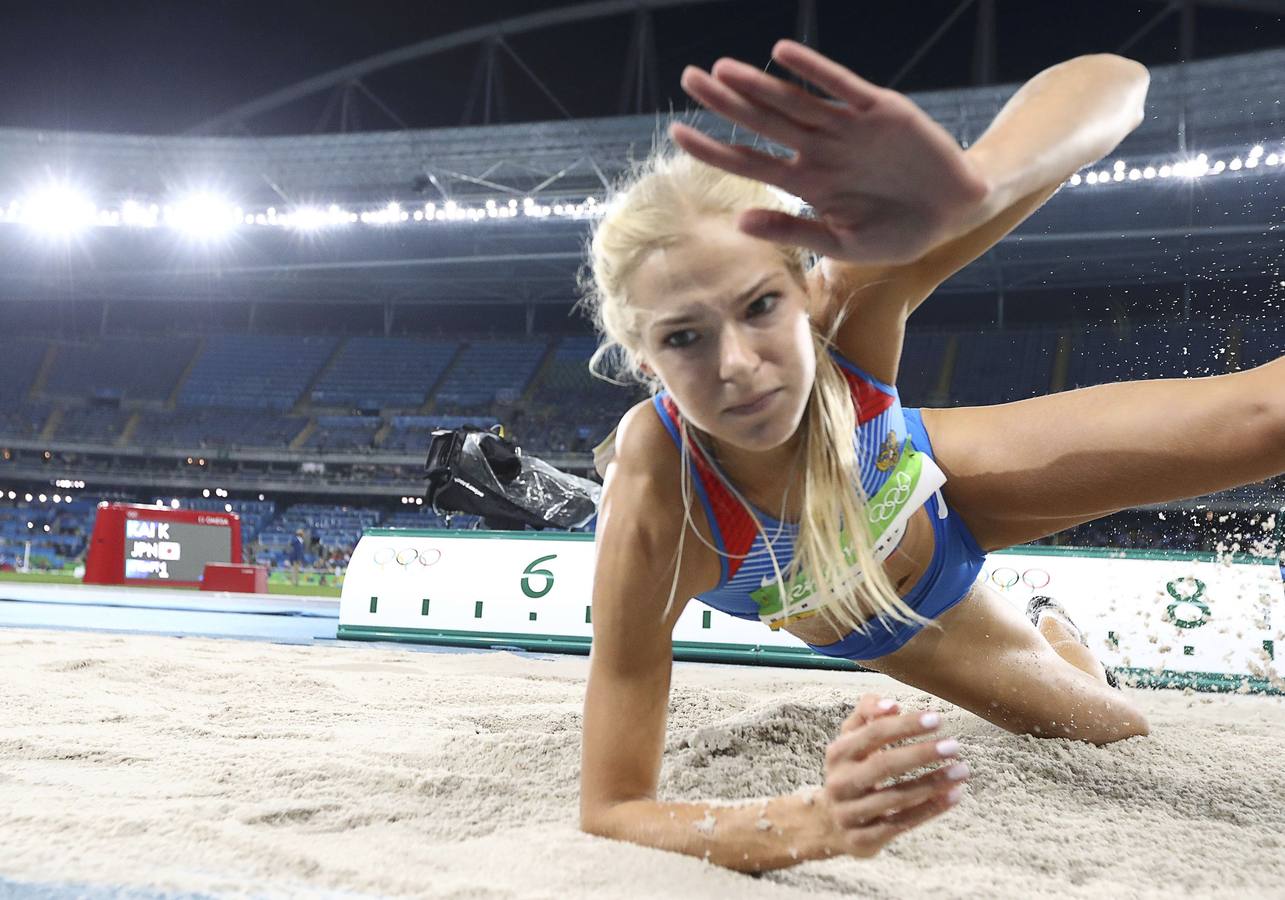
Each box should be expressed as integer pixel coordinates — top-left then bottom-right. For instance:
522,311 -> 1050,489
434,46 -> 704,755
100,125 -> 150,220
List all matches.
580,149 -> 928,636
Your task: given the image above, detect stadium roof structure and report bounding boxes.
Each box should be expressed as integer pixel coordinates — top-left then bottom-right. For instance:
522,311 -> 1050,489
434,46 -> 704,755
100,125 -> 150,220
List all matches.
0,46 -> 1281,311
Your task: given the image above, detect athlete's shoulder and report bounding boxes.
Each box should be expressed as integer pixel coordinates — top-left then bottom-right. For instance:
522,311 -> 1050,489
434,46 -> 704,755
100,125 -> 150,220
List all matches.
602,397 -> 681,490
593,397 -> 720,612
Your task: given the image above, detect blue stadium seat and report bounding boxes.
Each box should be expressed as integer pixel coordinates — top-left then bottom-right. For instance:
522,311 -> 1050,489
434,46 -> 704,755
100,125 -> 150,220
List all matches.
433,339 -> 548,408
179,335 -> 338,411
0,340 -> 48,402
132,408 -> 307,449
310,337 -> 459,409
1068,321 -> 1230,388
949,329 -> 1059,406
1237,318 -> 1283,369
44,337 -> 197,403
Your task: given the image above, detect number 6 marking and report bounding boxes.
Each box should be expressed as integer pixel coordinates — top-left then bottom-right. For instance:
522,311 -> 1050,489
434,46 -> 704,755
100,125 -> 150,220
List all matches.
522,554 -> 558,599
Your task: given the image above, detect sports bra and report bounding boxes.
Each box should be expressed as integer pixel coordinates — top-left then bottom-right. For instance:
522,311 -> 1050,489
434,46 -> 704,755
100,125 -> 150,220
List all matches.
651,349 -> 947,630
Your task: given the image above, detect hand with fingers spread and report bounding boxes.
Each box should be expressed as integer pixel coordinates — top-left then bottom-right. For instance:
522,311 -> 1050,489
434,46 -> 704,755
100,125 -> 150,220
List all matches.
820,694 -> 968,857
671,39 -> 994,265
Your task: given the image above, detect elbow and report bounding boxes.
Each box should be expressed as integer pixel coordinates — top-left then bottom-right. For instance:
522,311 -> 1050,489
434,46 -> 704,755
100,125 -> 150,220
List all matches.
579,800 -> 618,839
579,811 -> 605,838
1070,53 -> 1150,81
1066,54 -> 1150,91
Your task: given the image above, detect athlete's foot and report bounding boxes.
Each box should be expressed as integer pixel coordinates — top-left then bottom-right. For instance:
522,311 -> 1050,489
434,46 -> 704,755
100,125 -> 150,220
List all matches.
1026,596 -> 1120,689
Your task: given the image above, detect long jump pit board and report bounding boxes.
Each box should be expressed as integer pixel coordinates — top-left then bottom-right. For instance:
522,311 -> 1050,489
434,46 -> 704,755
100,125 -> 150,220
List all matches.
340,529 -> 1284,695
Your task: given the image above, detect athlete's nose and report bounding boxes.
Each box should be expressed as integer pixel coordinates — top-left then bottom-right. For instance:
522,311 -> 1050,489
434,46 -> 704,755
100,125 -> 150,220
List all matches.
717,324 -> 760,383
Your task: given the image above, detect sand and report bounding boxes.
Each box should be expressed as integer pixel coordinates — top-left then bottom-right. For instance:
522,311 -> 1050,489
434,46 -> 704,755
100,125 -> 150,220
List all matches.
1,628 -> 1283,899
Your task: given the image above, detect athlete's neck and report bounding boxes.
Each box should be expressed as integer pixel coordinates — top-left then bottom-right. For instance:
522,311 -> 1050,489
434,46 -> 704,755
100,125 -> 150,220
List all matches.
704,427 -> 806,516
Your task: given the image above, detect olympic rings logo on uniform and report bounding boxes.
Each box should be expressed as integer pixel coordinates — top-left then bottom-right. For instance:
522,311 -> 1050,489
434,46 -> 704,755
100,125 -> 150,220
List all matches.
868,471 -> 913,524
987,567 -> 1052,590
371,546 -> 442,569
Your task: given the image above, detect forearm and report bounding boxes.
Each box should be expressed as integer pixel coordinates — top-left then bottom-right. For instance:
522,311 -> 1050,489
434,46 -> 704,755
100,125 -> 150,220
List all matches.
965,54 -> 1150,219
584,790 -> 842,873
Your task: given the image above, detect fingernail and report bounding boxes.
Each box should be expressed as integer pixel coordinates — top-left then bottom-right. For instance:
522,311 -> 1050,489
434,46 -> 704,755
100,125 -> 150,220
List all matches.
935,739 -> 959,757
946,786 -> 965,804
946,763 -> 970,781
919,712 -> 940,729
877,699 -> 897,712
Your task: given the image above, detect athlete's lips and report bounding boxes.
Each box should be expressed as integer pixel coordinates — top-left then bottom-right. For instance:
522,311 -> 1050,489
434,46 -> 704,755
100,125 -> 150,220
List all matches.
725,388 -> 782,415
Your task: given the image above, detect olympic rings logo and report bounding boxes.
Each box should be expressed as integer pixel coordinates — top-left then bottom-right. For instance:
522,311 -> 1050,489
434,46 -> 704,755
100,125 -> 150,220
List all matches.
868,471 -> 913,524
987,567 -> 1052,591
372,546 -> 442,569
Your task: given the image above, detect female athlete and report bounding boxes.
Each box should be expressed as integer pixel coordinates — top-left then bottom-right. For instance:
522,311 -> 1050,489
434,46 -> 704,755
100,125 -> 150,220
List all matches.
578,41 -> 1285,872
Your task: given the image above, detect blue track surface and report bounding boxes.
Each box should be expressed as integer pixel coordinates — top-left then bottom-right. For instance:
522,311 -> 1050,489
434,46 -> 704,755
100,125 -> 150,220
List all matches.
0,876 -> 216,900
0,595 -> 339,644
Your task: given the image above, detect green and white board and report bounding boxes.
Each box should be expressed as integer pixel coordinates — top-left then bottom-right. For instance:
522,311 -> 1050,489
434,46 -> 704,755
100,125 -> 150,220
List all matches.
338,529 -> 1284,694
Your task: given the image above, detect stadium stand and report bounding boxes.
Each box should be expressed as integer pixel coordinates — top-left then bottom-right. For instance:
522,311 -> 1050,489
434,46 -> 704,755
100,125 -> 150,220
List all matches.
0,339 -> 49,403
1066,321 -> 1231,388
0,402 -> 50,440
304,415 -> 381,451
1238,317 -> 1284,369
42,337 -> 198,403
433,338 -> 549,408
53,405 -> 134,444
253,503 -> 382,567
533,336 -> 632,404
947,328 -> 1059,406
0,323 -> 1274,456
382,414 -> 497,452
895,332 -> 952,408
131,408 -> 308,449
0,498 -> 96,570
178,335 -> 338,410
310,337 -> 459,409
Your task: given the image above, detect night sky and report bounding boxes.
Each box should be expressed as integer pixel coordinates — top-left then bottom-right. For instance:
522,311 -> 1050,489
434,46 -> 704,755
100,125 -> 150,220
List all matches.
1,0 -> 1283,135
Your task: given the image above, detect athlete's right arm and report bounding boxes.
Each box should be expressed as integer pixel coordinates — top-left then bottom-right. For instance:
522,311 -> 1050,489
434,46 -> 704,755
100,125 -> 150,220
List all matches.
577,404 -> 967,873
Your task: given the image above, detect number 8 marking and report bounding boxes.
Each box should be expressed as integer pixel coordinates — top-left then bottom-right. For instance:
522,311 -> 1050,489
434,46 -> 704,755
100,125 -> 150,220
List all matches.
1165,576 -> 1210,629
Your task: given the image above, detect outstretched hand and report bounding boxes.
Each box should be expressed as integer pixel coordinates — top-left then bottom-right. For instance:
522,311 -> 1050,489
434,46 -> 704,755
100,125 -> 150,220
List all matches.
820,694 -> 968,857
672,40 -> 994,265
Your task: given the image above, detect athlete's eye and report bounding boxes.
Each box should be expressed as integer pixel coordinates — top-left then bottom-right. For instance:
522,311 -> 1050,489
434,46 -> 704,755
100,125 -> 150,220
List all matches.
664,329 -> 699,349
747,293 -> 779,317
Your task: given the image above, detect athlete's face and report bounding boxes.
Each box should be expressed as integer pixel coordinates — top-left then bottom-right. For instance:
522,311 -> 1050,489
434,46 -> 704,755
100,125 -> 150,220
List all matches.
628,217 -> 816,453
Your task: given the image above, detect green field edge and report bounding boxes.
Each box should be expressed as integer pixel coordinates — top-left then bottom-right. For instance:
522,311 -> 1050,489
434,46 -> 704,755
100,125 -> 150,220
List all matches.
0,570 -> 342,598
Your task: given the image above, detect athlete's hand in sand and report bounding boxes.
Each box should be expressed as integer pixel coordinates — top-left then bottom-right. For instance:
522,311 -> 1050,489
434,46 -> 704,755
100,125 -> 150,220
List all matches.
820,694 -> 968,857
672,40 -> 992,265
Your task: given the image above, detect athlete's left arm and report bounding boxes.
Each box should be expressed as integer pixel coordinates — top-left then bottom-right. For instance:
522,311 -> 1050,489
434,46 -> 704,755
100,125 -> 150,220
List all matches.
818,54 -> 1150,383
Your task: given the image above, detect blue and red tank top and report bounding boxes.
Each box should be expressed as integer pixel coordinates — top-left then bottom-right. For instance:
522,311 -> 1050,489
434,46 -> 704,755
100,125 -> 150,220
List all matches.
651,349 -> 933,627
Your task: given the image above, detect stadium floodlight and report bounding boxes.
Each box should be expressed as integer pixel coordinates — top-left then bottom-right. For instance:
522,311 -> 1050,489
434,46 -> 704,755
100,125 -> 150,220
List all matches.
120,199 -> 158,228
284,205 -> 327,231
18,183 -> 97,236
283,204 -> 350,231
165,192 -> 240,241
